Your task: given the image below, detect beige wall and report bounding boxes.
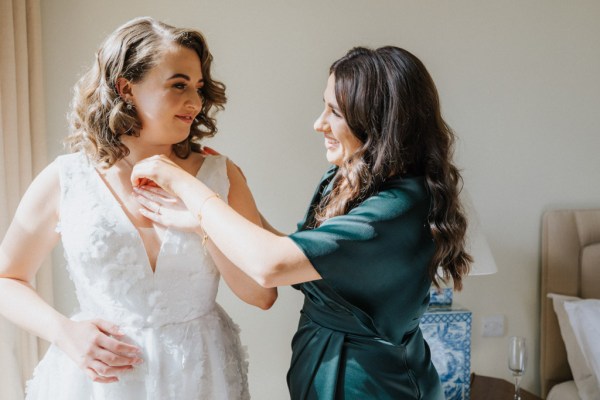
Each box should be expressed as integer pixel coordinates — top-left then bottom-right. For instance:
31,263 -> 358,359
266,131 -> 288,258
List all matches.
41,1 -> 600,398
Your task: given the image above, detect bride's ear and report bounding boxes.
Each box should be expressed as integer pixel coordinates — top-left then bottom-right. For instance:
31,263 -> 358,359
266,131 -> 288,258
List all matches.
116,77 -> 134,103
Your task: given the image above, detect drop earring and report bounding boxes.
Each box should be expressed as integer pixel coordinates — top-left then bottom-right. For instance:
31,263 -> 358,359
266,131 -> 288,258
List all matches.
126,101 -> 133,110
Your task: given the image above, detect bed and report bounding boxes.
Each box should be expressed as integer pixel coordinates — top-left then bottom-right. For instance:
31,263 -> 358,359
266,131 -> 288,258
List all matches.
540,209 -> 600,399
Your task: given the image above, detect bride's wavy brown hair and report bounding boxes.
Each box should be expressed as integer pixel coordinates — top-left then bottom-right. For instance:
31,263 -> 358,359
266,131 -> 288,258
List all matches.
66,17 -> 226,166
314,46 -> 471,290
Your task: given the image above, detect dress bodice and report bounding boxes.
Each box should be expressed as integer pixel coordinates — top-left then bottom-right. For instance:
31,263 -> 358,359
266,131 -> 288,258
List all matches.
27,152 -> 249,400
56,152 -> 229,328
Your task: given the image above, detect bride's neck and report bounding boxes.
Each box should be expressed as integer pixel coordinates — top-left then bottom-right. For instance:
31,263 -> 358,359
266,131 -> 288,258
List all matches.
120,137 -> 175,165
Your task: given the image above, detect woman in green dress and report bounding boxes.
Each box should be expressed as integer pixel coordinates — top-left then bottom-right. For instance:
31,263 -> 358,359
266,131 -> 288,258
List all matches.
131,46 -> 471,399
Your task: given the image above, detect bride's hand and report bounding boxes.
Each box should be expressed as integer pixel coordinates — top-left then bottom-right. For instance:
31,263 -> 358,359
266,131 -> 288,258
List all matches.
133,186 -> 201,233
55,319 -> 143,383
130,154 -> 188,195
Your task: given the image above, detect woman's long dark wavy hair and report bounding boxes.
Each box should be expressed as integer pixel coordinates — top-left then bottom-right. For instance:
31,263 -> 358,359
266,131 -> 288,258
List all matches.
314,46 -> 471,290
66,17 -> 226,166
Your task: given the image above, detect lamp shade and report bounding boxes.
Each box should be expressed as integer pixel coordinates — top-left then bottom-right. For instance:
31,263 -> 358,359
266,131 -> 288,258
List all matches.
429,190 -> 497,306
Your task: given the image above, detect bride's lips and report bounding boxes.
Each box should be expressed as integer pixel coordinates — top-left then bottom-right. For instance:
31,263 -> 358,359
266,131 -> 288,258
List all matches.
175,115 -> 194,124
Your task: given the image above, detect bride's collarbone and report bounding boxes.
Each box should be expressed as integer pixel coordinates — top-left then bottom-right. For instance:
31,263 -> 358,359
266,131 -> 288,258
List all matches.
99,167 -> 162,231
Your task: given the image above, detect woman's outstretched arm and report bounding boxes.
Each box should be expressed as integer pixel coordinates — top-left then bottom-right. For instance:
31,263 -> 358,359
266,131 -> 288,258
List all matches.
135,158 -> 278,307
132,156 -> 321,288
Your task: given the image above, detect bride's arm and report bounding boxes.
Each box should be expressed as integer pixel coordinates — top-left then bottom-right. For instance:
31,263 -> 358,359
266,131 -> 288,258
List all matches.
0,161 -> 141,382
258,213 -> 286,236
0,163 -> 64,343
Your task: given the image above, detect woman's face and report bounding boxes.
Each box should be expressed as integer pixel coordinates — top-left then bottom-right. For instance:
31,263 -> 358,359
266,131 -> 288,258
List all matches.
314,74 -> 362,167
127,45 -> 204,146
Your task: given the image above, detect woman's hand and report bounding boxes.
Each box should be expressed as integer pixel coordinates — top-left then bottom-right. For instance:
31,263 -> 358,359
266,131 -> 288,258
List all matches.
130,155 -> 189,195
134,186 -> 201,232
55,319 -> 143,383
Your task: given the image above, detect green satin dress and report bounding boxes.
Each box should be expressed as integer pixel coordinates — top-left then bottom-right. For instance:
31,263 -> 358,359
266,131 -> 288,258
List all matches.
287,166 -> 444,400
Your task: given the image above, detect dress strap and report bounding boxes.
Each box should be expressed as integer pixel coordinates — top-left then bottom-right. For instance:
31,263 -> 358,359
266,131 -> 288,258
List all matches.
196,155 -> 230,204
55,152 -> 92,232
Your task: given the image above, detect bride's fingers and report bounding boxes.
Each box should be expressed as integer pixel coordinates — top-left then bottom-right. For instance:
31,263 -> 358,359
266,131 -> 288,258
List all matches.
85,366 -> 119,383
86,359 -> 134,383
94,348 -> 141,367
97,340 -> 140,359
89,359 -> 133,377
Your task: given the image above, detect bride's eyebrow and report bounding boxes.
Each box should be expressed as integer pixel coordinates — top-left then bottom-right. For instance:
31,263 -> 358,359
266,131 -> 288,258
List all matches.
166,74 -> 204,85
167,73 -> 191,81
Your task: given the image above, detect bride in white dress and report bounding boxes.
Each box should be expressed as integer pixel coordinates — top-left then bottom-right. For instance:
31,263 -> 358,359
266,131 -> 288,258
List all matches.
0,17 -> 276,399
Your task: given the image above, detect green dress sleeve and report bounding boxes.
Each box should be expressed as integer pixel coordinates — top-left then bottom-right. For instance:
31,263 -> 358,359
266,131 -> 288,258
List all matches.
289,175 -> 435,345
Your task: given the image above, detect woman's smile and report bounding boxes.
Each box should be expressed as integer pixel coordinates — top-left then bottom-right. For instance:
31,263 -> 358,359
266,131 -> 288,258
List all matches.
324,134 -> 339,150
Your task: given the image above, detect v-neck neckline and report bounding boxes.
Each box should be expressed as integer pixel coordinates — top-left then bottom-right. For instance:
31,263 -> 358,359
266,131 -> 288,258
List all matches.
90,154 -> 214,276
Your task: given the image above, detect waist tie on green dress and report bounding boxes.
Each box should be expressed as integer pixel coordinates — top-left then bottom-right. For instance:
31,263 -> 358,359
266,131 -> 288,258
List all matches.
288,297 -> 440,400
300,294 -> 413,343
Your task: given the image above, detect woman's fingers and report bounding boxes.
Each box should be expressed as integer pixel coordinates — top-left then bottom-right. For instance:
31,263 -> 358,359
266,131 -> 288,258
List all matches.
138,185 -> 176,200
139,207 -> 163,224
130,156 -> 166,187
134,192 -> 162,214
131,155 -> 184,193
133,186 -> 176,204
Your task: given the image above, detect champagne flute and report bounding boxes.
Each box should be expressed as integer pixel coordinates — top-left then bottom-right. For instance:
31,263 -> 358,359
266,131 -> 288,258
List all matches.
508,336 -> 527,400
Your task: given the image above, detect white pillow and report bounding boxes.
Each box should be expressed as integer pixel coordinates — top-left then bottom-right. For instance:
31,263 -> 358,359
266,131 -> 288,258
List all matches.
564,299 -> 600,396
548,293 -> 600,400
547,381 -> 580,400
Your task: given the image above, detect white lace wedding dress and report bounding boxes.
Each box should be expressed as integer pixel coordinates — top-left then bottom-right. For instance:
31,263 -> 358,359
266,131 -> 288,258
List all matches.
25,152 -> 250,400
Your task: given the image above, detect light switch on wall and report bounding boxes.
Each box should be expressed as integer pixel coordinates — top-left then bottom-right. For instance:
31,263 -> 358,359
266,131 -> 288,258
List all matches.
482,314 -> 505,337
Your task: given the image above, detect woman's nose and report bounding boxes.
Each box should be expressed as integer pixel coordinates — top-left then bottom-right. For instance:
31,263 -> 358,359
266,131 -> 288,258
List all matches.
314,111 -> 328,133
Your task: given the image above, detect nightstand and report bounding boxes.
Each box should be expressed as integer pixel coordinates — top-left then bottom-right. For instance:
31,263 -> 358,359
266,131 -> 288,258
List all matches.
420,304 -> 472,400
470,373 -> 542,400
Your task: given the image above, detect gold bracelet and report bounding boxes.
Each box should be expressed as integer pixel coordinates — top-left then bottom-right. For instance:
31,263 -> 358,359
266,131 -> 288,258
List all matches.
197,193 -> 220,249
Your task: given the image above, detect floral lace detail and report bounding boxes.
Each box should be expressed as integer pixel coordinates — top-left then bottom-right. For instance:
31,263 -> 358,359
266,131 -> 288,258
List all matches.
26,152 -> 249,400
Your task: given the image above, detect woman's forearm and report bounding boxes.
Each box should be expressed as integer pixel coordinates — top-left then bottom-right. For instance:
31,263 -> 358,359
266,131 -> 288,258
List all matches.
174,175 -> 308,287
132,157 -> 319,287
176,175 -> 279,283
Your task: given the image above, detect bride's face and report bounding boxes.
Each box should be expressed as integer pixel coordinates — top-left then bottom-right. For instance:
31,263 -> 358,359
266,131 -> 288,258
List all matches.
127,45 -> 205,146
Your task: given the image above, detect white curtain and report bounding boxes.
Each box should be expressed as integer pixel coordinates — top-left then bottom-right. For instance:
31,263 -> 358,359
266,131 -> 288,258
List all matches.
0,0 -> 53,398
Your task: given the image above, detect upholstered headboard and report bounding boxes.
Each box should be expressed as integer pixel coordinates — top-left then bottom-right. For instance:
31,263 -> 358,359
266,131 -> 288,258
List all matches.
540,209 -> 600,398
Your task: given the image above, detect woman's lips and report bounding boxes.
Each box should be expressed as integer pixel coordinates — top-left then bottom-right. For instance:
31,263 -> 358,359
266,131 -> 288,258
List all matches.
324,136 -> 339,149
